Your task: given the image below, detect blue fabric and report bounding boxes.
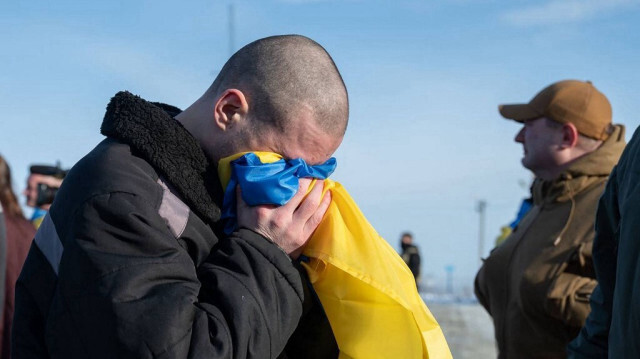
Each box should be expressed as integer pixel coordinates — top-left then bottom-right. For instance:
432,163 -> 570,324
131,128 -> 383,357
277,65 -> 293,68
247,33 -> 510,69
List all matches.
509,198 -> 533,229
221,153 -> 337,234
30,208 -> 47,223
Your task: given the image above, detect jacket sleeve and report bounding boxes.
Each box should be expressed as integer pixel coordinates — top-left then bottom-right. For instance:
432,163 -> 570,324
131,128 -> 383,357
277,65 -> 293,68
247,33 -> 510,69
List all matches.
545,272 -> 597,328
567,167 -> 620,358
546,238 -> 597,330
50,191 -> 304,359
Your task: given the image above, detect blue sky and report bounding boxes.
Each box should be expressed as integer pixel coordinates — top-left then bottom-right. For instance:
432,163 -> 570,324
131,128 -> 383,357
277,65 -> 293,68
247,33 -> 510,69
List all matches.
1,0 -> 639,293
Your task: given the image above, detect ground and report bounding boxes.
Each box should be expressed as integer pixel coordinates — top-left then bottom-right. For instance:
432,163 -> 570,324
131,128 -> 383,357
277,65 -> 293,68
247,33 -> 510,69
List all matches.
427,302 -> 497,358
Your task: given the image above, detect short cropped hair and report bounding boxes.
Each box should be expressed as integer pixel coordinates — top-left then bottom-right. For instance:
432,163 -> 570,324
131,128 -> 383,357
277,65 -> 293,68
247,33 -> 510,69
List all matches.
208,35 -> 349,138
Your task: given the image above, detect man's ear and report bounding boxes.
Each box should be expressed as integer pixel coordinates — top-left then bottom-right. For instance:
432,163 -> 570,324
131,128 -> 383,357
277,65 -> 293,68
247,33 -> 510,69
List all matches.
213,89 -> 249,131
560,122 -> 579,149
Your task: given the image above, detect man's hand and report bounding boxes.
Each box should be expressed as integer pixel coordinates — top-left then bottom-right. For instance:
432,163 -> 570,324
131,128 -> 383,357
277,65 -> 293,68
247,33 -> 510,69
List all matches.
236,178 -> 332,259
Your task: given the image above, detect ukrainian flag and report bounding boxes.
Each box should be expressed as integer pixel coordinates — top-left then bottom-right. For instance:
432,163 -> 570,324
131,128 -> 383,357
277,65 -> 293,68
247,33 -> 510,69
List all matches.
219,152 -> 451,359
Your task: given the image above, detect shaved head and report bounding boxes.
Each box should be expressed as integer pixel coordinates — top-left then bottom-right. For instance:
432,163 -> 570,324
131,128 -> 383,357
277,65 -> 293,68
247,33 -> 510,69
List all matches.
207,35 -> 349,138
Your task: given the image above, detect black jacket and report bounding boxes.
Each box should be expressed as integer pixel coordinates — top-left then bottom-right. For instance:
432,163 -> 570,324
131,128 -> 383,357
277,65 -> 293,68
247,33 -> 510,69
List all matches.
13,92 -> 336,359
568,124 -> 640,358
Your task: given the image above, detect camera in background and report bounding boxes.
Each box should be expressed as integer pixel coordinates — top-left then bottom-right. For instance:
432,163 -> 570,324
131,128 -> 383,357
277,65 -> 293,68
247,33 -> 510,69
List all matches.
25,161 -> 68,228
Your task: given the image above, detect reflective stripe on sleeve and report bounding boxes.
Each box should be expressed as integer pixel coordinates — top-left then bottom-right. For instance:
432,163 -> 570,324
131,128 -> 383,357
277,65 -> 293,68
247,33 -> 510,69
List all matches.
157,178 -> 190,238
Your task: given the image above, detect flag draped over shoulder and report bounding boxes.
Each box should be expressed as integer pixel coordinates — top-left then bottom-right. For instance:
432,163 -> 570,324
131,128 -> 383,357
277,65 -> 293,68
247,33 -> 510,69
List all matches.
218,152 -> 452,359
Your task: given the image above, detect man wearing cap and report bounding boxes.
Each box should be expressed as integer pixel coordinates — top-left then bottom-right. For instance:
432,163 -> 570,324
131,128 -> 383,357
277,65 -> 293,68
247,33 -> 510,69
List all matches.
23,163 -> 66,228
474,80 -> 626,358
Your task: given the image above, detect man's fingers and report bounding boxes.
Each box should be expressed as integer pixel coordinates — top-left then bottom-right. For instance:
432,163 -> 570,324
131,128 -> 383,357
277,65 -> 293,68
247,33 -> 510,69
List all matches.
304,190 -> 332,237
294,179 -> 325,221
235,178 -> 331,259
283,178 -> 313,210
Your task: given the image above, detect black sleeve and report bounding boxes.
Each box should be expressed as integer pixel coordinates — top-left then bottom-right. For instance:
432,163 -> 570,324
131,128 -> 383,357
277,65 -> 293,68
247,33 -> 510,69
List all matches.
197,228 -> 305,358
568,166 -> 619,358
12,242 -> 58,359
278,263 -> 338,359
44,192 -> 304,358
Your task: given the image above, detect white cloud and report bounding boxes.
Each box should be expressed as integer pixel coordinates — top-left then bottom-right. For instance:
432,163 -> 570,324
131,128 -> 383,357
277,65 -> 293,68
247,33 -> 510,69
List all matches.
501,0 -> 640,26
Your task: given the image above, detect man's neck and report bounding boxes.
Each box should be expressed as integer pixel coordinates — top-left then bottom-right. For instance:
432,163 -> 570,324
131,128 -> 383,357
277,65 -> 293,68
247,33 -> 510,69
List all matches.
537,148 -> 597,181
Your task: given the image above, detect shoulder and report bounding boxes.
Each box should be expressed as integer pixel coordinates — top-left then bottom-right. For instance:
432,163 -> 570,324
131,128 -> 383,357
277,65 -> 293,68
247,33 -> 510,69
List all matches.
574,178 -> 608,210
51,138 -> 164,231
63,138 -> 161,201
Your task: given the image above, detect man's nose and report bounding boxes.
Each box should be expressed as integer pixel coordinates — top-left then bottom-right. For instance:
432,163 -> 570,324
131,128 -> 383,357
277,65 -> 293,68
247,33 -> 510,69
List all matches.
515,127 -> 525,143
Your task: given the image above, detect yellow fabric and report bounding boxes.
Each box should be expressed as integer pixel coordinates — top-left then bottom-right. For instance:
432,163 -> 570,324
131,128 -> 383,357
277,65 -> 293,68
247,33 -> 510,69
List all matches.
219,152 -> 452,359
495,226 -> 512,246
32,216 -> 44,229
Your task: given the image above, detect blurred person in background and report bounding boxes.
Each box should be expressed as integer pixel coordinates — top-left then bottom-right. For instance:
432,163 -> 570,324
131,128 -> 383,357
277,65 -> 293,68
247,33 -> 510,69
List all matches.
0,155 -> 36,358
400,232 -> 421,288
0,196 -> 5,358
475,80 -> 625,358
23,163 -> 66,229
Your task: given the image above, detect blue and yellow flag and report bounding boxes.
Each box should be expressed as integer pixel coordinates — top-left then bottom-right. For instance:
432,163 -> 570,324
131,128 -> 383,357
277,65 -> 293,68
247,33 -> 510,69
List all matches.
219,152 -> 452,359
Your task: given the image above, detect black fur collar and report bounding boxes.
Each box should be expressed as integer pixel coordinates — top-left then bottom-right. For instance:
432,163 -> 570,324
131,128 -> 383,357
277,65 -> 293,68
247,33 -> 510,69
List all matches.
101,91 -> 222,224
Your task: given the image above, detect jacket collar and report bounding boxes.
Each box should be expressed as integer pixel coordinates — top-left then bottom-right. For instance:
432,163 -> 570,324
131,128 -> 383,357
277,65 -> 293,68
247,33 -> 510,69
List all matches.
533,124 -> 626,205
100,91 -> 223,224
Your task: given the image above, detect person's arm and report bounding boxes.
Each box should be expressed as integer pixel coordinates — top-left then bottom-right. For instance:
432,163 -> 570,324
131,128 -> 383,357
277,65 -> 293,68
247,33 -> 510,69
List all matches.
89,192 -> 309,358
567,167 -> 620,358
15,179 -> 328,359
545,273 -> 597,329
236,178 -> 331,260
546,240 -> 597,330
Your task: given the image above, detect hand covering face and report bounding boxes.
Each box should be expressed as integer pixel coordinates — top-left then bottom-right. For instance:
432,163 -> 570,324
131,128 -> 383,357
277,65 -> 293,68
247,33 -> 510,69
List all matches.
219,152 -> 452,359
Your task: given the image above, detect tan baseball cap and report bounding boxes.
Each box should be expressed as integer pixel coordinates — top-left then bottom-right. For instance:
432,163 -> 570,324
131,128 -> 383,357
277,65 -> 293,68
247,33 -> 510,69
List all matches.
499,80 -> 612,140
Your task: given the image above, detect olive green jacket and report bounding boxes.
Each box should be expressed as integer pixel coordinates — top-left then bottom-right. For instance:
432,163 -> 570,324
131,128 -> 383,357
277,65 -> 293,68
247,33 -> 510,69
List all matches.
475,125 -> 625,359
